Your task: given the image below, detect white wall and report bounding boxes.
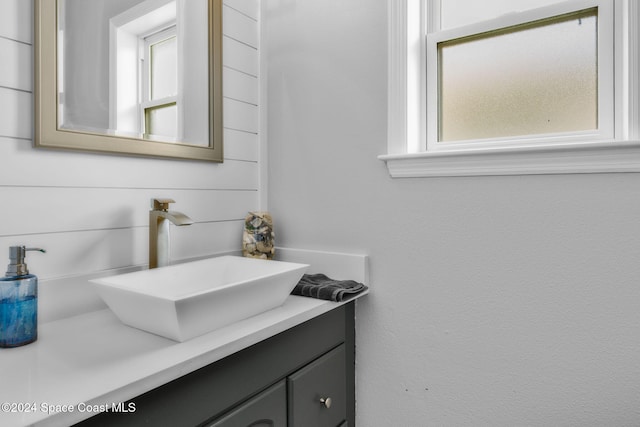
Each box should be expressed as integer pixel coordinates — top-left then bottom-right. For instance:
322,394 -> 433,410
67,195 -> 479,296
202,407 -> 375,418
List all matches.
0,0 -> 261,291
264,1 -> 640,425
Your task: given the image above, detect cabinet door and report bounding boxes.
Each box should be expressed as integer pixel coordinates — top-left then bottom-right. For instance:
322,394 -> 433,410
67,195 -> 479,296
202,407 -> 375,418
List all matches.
288,344 -> 346,427
207,381 -> 287,427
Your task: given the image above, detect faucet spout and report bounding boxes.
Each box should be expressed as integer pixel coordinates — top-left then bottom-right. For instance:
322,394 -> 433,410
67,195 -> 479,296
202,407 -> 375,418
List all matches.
149,199 -> 193,269
153,210 -> 194,226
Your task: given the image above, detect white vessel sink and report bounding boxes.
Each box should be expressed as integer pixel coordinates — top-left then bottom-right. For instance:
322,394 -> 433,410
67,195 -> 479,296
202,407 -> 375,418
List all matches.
90,256 -> 309,342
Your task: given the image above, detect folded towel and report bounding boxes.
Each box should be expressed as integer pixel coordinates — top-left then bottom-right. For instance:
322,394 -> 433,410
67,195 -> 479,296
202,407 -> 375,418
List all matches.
292,273 -> 368,302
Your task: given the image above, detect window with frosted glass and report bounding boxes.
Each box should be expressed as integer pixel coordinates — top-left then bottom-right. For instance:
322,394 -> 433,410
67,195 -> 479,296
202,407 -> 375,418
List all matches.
145,103 -> 177,137
440,0 -> 566,30
438,8 -> 598,143
150,36 -> 177,100
143,29 -> 178,139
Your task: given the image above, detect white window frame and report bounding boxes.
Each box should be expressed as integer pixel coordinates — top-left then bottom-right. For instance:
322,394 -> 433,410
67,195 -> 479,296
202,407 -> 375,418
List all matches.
380,0 -> 640,177
108,0 -> 181,141
141,25 -> 179,137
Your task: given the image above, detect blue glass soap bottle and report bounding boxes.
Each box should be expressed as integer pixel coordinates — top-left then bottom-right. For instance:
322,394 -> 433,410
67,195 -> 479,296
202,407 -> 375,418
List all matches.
0,246 -> 46,348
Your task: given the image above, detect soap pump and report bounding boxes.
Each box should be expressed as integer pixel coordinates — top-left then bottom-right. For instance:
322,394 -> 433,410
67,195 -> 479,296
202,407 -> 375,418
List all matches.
0,246 -> 46,348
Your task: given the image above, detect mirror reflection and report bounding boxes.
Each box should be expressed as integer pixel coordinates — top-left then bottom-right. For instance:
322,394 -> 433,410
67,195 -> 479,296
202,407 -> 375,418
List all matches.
59,0 -> 210,146
35,0 -> 222,161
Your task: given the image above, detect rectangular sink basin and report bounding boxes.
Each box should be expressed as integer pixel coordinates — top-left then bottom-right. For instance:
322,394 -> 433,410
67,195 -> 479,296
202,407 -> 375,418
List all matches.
90,256 -> 309,342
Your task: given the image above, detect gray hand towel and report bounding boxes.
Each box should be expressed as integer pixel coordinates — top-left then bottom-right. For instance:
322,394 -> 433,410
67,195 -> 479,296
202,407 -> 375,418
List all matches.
292,273 -> 368,302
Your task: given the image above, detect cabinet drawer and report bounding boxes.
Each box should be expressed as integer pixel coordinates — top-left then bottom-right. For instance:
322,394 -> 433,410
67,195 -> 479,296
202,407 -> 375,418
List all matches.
288,344 -> 346,427
207,381 -> 287,427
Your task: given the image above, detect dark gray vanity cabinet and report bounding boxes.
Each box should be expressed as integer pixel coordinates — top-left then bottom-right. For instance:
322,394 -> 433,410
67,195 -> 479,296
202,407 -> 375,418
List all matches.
75,302 -> 355,427
206,381 -> 287,427
208,345 -> 347,427
288,345 -> 347,427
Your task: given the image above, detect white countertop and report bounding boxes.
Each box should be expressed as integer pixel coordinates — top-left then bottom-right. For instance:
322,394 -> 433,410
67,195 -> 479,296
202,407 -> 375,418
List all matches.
0,294 -> 366,427
0,248 -> 369,427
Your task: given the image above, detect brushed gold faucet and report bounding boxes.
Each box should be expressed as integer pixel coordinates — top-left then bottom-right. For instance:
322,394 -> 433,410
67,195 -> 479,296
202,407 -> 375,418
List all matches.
149,198 -> 193,269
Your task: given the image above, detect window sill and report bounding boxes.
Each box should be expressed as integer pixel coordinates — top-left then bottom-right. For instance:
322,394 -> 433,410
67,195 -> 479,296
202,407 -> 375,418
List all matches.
378,140 -> 640,178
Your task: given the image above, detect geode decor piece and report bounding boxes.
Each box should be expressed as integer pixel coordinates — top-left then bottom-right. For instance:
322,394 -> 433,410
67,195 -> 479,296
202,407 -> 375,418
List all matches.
242,211 -> 275,260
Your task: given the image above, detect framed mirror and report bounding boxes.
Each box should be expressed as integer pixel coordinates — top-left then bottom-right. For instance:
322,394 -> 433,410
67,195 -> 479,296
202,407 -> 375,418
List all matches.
34,0 -> 223,162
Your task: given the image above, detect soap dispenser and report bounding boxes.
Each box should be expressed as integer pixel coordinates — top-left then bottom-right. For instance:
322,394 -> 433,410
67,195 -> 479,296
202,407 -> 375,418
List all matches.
0,246 -> 45,348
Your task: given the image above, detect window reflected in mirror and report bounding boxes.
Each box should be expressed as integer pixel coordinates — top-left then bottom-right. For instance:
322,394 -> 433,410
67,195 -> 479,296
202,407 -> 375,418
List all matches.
35,0 -> 223,162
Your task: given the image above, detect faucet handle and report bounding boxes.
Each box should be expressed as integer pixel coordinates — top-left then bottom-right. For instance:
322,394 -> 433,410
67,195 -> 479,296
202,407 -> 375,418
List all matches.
152,198 -> 175,211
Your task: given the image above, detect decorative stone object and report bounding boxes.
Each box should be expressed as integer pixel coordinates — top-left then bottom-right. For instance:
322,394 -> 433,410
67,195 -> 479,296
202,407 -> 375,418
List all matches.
242,212 -> 275,260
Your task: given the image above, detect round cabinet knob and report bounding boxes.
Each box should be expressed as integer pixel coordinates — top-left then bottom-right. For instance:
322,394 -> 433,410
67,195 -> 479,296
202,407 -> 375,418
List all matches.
320,397 -> 332,409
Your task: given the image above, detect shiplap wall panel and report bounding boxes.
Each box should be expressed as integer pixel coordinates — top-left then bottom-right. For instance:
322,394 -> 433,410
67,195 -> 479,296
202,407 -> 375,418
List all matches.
223,5 -> 258,48
0,37 -> 32,91
0,2 -> 262,277
224,128 -> 259,161
0,0 -> 33,43
0,187 -> 257,236
0,228 -> 149,279
0,138 -> 258,189
224,68 -> 259,105
173,220 -> 245,260
224,37 -> 259,76
224,98 -> 259,133
0,221 -> 242,280
224,0 -> 259,21
0,88 -> 32,139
